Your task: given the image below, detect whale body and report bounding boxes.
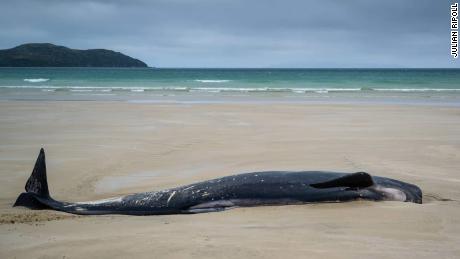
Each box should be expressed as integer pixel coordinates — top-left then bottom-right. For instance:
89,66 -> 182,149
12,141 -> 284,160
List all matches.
14,149 -> 422,215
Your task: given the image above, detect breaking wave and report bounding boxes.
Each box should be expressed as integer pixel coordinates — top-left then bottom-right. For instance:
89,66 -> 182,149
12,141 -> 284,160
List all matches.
194,79 -> 231,83
24,78 -> 50,83
2,85 -> 460,94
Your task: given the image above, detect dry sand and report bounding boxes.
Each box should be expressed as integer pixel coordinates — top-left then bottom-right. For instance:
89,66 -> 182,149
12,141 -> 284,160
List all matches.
0,101 -> 459,258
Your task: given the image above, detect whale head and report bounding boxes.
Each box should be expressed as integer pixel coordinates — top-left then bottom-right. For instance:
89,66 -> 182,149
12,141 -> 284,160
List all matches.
309,172 -> 422,204
368,177 -> 422,204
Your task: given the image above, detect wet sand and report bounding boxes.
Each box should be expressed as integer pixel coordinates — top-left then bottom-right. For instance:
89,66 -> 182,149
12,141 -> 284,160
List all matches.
0,101 -> 460,258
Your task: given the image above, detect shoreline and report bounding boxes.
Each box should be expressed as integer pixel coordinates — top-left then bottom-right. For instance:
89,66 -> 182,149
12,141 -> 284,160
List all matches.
1,91 -> 460,107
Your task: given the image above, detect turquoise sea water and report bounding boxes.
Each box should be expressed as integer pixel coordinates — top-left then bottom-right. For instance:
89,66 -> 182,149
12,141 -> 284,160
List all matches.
1,68 -> 460,104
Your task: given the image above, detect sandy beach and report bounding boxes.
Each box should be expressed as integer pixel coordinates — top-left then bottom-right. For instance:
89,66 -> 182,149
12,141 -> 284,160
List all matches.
1,101 -> 460,258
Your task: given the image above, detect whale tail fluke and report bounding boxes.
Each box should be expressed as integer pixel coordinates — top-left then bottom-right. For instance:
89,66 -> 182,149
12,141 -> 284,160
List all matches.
14,148 -> 51,209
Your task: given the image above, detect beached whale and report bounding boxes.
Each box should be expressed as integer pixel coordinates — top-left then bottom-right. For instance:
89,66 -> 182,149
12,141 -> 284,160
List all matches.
14,149 -> 422,215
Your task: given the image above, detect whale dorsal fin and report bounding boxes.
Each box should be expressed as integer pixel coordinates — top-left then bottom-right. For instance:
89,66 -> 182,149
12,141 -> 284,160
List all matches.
310,172 -> 374,189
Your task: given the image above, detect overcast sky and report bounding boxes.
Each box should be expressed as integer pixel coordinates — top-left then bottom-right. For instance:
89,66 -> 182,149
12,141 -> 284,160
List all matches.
0,0 -> 456,68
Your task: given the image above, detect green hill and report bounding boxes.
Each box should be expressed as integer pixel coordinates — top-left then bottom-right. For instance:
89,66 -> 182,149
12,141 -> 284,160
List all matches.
0,43 -> 148,67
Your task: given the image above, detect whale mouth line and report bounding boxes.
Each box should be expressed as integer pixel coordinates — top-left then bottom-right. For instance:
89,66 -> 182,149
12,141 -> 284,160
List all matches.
370,185 -> 407,202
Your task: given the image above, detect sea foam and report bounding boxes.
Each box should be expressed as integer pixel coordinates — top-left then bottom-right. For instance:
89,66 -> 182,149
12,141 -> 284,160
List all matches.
24,78 -> 50,83
2,85 -> 460,94
194,79 -> 230,83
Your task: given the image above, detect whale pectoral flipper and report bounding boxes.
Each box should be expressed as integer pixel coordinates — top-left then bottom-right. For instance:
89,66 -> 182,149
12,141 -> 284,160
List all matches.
310,172 -> 374,189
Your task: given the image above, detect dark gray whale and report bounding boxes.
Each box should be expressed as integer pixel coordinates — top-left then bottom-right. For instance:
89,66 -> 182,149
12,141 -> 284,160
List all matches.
14,149 -> 422,215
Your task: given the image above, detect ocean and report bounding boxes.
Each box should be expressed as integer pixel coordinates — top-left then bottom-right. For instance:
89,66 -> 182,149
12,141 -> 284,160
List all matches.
1,68 -> 460,104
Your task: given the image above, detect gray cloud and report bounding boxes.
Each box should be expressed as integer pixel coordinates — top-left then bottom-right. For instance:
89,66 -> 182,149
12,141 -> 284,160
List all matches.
0,0 -> 456,67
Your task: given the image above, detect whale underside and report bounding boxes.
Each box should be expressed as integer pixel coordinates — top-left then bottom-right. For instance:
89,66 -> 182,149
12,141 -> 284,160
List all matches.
14,149 -> 422,215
